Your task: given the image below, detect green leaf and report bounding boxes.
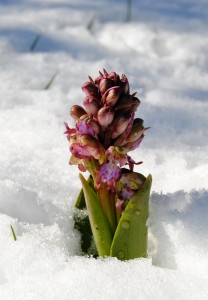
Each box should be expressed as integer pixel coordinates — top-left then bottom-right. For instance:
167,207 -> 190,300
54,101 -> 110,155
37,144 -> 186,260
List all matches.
79,173 -> 113,256
110,174 -> 152,260
75,176 -> 94,209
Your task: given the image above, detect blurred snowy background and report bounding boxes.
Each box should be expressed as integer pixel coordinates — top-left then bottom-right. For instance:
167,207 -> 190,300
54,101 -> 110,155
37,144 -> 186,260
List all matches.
0,0 -> 208,299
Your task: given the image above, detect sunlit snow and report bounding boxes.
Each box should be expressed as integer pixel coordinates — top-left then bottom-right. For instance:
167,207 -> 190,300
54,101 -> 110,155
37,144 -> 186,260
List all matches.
0,0 -> 208,299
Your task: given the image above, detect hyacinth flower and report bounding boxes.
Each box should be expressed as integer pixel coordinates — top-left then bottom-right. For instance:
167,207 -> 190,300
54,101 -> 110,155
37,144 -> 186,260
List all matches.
65,69 -> 152,260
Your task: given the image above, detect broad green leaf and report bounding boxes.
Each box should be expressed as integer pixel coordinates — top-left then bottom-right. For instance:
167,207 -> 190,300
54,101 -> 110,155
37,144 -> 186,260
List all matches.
110,174 -> 152,260
79,173 -> 113,256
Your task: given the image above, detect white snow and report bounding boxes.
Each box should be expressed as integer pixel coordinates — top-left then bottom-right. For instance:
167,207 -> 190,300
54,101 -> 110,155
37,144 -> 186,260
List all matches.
0,0 -> 208,299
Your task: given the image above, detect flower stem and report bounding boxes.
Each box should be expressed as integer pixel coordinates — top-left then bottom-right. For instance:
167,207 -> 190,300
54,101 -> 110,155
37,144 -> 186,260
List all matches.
97,183 -> 117,234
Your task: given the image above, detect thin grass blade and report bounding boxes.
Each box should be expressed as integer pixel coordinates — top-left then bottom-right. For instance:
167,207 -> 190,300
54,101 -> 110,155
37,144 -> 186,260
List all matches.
44,71 -> 58,90
10,224 -> 17,241
30,34 -> 41,52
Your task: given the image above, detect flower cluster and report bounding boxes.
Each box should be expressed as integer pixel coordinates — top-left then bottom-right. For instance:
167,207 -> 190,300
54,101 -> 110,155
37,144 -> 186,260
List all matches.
65,69 -> 148,212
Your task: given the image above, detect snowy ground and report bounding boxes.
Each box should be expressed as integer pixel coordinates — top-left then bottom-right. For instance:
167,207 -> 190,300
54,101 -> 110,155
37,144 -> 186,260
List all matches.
0,0 -> 208,299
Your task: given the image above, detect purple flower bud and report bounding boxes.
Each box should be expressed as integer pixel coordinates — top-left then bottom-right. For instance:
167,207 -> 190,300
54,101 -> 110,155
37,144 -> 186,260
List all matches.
115,169 -> 146,204
131,94 -> 141,112
99,78 -> 113,95
76,114 -> 100,137
101,86 -> 121,107
121,74 -> 130,94
111,114 -> 131,139
97,106 -> 115,130
113,112 -> 135,146
70,105 -> 86,121
107,71 -> 120,83
82,81 -> 98,97
115,94 -> 141,113
125,118 -> 144,143
94,74 -> 103,87
103,68 -> 108,77
83,96 -> 100,117
122,134 -> 144,152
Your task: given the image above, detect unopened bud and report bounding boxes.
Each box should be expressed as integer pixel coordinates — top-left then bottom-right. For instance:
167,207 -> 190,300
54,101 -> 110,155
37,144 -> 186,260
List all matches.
107,71 -> 120,83
99,78 -> 113,95
70,105 -> 86,120
97,106 -> 115,130
122,134 -> 144,152
126,118 -> 144,143
115,94 -> 140,113
131,94 -> 141,112
102,86 -> 121,107
111,114 -> 131,139
121,74 -> 130,94
94,74 -> 103,87
83,96 -> 100,117
82,81 -> 98,97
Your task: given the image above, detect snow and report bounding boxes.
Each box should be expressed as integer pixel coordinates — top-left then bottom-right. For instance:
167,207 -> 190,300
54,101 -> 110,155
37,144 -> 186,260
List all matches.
0,0 -> 208,299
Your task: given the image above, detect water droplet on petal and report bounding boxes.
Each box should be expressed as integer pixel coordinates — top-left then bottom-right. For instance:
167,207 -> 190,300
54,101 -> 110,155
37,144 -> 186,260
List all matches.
122,220 -> 130,229
117,250 -> 125,259
135,209 -> 141,216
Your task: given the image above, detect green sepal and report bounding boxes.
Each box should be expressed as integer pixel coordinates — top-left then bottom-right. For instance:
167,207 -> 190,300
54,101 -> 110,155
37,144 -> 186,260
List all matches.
110,174 -> 152,260
75,175 -> 94,209
79,173 -> 113,256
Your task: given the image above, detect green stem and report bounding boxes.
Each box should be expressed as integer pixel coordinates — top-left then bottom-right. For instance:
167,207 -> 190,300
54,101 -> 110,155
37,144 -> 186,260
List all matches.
83,158 -> 117,233
97,183 -> 117,234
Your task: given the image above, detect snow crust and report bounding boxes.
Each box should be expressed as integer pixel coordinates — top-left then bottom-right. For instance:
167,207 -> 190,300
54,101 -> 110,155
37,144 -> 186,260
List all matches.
0,0 -> 208,299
